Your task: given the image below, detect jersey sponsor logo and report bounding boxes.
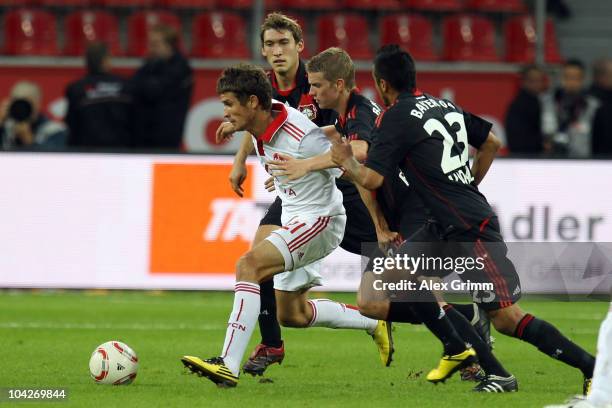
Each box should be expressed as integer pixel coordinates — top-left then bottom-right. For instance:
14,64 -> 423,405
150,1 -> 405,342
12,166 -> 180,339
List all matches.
282,188 -> 297,197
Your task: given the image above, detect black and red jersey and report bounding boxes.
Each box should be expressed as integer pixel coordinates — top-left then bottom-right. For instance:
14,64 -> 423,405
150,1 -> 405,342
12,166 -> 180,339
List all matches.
267,60 -> 336,127
366,91 -> 493,236
335,91 -> 426,231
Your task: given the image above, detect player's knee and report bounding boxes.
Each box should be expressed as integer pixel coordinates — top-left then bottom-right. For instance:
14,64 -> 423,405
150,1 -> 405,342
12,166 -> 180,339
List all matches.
358,299 -> 387,320
489,307 -> 524,336
236,251 -> 260,282
277,311 -> 309,328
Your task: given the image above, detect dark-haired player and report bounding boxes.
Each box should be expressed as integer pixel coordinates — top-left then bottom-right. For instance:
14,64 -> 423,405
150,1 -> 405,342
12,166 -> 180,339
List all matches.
182,64 -> 391,388
332,44 -> 596,393
270,47 -> 514,389
217,13 -> 390,375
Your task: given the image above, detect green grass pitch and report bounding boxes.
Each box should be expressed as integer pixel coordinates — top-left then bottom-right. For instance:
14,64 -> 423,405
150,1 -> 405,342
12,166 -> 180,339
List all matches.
0,290 -> 606,407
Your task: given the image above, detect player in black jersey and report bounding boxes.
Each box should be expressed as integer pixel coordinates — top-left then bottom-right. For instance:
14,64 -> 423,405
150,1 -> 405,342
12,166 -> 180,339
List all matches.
216,14 -> 389,376
332,44 -> 596,393
270,47 -> 519,389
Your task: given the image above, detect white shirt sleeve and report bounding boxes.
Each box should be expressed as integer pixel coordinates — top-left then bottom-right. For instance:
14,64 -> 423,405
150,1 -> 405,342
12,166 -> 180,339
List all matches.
299,128 -> 343,178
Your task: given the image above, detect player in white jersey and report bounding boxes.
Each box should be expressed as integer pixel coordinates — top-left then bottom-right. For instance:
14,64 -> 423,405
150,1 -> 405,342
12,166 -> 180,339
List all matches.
181,64 -> 392,388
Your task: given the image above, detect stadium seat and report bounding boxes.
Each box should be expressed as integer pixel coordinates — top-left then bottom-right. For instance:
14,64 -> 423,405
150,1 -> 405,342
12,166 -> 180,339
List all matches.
505,15 -> 562,63
345,0 -> 400,10
217,0 -> 253,8
279,0 -> 339,10
0,0 -> 35,5
160,0 -> 216,8
380,14 -> 437,61
38,0 -> 95,5
3,9 -> 58,56
442,14 -> 499,61
64,11 -> 121,56
467,0 -> 526,13
127,11 -> 181,56
316,14 -> 372,60
100,0 -> 156,6
406,0 -> 463,12
191,12 -> 250,59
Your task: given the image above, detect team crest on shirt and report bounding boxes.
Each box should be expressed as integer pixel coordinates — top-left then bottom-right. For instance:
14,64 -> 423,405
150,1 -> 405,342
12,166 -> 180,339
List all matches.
299,104 -> 317,120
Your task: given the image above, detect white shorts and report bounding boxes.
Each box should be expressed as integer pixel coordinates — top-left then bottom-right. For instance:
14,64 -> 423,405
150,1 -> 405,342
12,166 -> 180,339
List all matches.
266,214 -> 347,292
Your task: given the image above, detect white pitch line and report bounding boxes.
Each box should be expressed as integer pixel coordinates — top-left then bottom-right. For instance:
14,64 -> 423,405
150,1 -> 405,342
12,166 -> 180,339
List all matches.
0,322 -> 223,331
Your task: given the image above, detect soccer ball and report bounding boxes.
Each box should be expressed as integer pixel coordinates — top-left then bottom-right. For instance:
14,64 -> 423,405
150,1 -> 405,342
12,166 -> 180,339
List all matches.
89,341 -> 138,385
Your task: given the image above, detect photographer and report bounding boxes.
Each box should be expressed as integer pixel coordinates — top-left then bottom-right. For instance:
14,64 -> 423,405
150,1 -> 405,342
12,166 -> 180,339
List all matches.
0,81 -> 67,150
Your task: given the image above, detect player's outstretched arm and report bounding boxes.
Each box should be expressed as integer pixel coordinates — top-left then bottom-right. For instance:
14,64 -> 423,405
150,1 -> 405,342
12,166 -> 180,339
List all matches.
228,131 -> 255,197
471,131 -> 502,186
267,140 -> 368,181
331,138 -> 384,190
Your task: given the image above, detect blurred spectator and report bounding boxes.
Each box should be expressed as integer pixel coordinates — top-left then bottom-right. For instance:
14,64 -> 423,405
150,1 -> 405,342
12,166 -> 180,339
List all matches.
541,59 -> 599,157
505,65 -> 548,154
591,58 -> 612,155
130,24 -> 193,149
65,42 -> 132,149
0,81 -> 67,150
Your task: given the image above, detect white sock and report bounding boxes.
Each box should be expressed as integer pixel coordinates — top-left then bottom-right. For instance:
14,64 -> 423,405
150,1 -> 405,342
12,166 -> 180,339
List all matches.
221,282 -> 260,376
307,299 -> 378,332
588,304 -> 612,406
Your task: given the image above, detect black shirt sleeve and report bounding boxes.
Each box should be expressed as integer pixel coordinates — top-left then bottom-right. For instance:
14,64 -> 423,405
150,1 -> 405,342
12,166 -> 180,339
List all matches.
346,105 -> 377,145
463,111 -> 492,149
365,107 -> 412,179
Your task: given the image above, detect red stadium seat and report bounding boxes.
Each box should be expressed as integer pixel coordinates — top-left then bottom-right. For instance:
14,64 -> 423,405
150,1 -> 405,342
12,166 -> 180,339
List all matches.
160,0 -> 215,8
345,0 -> 400,10
3,9 -> 58,56
127,11 -> 181,57
505,15 -> 562,63
64,11 -> 121,56
217,0 -> 253,8
442,14 -> 499,61
39,0 -> 95,5
467,0 -> 525,13
191,12 -> 250,59
279,0 -> 339,10
0,0 -> 35,5
100,0 -> 156,6
316,14 -> 372,60
380,14 -> 437,61
406,0 -> 463,12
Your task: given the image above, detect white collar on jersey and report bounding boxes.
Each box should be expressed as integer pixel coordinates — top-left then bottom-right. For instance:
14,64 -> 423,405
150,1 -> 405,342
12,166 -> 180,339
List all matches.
258,101 -> 288,142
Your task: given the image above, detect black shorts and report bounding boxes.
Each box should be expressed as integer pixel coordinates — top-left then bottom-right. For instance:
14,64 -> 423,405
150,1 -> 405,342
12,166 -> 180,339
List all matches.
259,196 -> 283,226
392,217 -> 521,311
259,196 -> 377,256
446,216 -> 522,311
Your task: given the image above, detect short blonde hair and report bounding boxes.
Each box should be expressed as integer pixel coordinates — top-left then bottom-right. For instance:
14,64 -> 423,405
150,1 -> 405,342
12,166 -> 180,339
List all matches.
306,47 -> 355,89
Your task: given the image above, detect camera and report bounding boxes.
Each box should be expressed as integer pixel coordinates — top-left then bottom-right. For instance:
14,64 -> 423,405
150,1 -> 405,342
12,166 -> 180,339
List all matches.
8,98 -> 33,122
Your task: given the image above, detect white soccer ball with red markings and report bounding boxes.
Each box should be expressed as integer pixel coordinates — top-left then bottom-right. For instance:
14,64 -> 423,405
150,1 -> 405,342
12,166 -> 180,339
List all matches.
89,341 -> 139,385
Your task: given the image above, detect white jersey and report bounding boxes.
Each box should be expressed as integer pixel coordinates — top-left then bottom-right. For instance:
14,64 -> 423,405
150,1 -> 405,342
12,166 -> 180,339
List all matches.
252,101 -> 344,220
